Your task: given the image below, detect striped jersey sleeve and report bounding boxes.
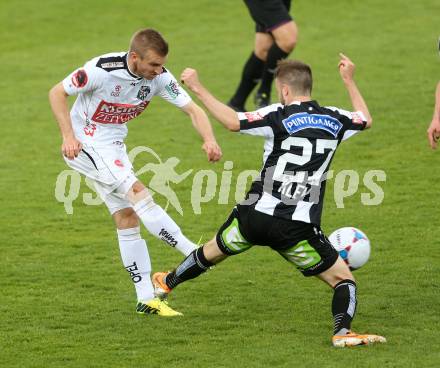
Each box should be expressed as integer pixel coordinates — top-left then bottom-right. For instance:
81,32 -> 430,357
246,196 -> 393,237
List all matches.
238,103 -> 282,138
324,106 -> 367,141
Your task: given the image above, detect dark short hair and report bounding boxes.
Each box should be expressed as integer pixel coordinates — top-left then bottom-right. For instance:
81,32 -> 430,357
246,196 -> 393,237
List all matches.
275,59 -> 313,95
129,28 -> 169,57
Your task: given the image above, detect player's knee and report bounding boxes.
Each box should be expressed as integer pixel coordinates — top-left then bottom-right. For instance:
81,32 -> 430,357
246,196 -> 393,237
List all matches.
131,180 -> 146,194
203,237 -> 229,264
113,207 -> 140,229
273,22 -> 298,53
327,264 -> 355,287
332,272 -> 355,287
276,37 -> 296,53
254,48 -> 269,61
317,257 -> 355,287
254,41 -> 272,61
254,33 -> 273,61
126,181 -> 154,205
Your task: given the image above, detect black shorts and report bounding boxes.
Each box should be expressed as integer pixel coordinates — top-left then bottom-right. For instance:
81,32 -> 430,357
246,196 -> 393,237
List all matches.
244,0 -> 293,33
216,204 -> 339,276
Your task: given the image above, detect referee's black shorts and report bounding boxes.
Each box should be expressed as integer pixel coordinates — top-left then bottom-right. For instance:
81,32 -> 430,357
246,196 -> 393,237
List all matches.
244,0 -> 293,33
216,204 -> 339,277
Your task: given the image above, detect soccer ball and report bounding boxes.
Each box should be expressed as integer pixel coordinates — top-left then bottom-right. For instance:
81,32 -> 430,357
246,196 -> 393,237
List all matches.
328,227 -> 371,270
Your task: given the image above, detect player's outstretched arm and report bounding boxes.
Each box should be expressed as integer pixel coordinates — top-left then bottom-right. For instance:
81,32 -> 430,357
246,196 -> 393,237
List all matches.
180,68 -> 240,132
180,101 -> 222,162
338,53 -> 373,129
427,81 -> 440,149
49,82 -> 82,159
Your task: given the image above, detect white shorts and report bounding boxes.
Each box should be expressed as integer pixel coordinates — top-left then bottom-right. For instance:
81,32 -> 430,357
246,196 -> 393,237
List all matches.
64,143 -> 137,214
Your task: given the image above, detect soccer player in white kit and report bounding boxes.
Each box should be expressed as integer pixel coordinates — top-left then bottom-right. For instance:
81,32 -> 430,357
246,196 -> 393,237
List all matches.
49,28 -> 222,316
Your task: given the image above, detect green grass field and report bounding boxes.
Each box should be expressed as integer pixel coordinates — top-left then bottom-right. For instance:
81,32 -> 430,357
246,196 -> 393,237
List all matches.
1,0 -> 439,367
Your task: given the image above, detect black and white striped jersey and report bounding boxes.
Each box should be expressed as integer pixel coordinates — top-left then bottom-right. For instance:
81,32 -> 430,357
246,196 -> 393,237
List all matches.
237,100 -> 367,225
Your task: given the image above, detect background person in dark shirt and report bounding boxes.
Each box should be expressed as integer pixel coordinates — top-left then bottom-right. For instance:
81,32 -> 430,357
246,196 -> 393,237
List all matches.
228,0 -> 298,110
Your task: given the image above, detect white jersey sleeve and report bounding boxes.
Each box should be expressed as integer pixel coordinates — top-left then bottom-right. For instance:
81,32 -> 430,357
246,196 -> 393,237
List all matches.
155,69 -> 192,108
62,60 -> 106,96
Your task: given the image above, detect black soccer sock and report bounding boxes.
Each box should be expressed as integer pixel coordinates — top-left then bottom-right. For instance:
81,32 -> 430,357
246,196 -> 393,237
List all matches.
332,279 -> 357,335
229,52 -> 265,108
257,43 -> 289,97
165,247 -> 213,289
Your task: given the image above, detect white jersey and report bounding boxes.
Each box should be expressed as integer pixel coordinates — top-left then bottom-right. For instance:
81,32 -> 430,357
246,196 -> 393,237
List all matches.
62,52 -> 192,146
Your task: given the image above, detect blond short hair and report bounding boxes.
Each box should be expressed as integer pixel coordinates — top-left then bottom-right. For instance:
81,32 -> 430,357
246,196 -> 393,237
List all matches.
129,28 -> 168,57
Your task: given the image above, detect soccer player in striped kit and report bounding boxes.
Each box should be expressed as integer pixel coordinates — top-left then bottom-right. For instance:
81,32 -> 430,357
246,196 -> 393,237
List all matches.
154,54 -> 386,347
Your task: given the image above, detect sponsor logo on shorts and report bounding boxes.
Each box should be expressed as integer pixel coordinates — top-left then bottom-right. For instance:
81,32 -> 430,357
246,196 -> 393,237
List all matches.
125,262 -> 142,283
244,111 -> 264,122
282,112 -> 343,137
114,159 -> 124,167
159,228 -> 177,247
304,260 -> 324,272
72,69 -> 88,88
91,100 -> 150,124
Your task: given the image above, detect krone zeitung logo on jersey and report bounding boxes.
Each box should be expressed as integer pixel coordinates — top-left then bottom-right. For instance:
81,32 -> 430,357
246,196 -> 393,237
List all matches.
91,100 -> 150,124
282,113 -> 343,137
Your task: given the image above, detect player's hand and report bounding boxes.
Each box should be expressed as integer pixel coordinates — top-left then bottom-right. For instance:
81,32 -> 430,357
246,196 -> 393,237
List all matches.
62,135 -> 82,159
202,140 -> 222,162
338,53 -> 355,83
181,68 -> 202,93
427,119 -> 440,149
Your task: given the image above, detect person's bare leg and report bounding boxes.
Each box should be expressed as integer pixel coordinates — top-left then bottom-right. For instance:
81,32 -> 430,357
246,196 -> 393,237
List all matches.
256,21 -> 298,107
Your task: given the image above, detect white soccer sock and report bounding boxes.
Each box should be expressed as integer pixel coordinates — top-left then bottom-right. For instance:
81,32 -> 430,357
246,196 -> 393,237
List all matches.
133,199 -> 196,256
117,227 -> 154,302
